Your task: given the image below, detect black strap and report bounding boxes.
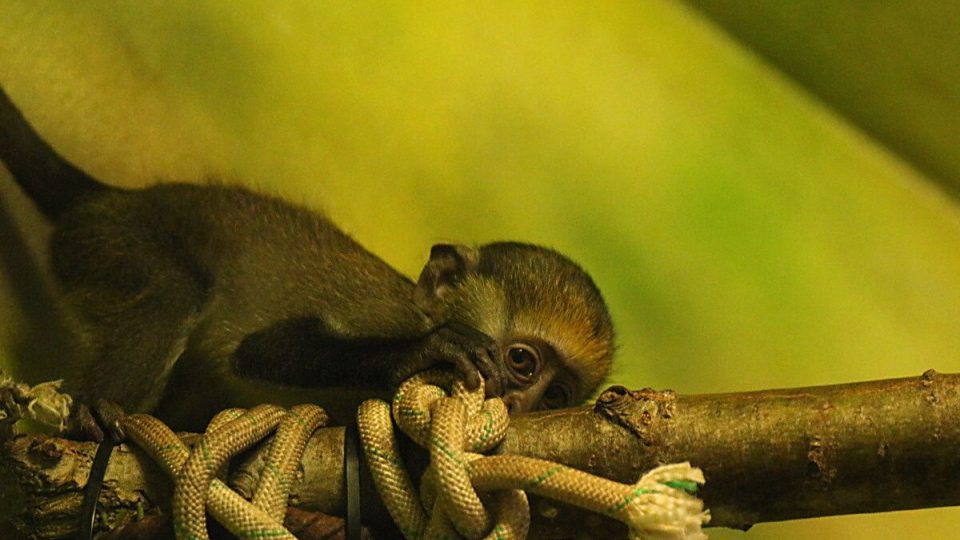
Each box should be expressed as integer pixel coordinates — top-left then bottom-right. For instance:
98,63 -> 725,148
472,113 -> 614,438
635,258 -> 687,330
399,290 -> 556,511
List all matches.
77,437 -> 116,540
344,423 -> 361,540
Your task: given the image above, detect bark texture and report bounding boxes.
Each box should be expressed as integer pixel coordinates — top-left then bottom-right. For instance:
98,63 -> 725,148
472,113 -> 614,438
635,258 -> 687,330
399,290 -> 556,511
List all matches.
2,370 -> 958,539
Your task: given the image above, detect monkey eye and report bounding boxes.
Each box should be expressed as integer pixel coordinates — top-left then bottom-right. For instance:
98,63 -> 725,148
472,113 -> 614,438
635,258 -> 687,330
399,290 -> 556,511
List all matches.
539,383 -> 572,410
505,344 -> 540,382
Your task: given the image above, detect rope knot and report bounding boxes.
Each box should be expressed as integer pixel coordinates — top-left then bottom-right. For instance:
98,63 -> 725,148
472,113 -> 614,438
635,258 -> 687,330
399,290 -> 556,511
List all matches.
124,404 -> 328,540
394,371 -> 523,539
360,370 -> 710,539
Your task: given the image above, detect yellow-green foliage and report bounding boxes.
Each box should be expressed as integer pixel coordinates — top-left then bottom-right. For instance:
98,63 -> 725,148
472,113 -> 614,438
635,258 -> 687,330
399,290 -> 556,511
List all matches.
0,2 -> 957,538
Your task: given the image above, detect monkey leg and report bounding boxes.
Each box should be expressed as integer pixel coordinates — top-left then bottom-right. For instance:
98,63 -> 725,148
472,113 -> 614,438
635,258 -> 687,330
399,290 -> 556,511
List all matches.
50,213 -> 211,417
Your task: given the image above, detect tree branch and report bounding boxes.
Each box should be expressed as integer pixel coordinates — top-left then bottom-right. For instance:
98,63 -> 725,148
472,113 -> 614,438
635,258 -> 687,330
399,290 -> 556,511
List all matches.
2,370 -> 958,539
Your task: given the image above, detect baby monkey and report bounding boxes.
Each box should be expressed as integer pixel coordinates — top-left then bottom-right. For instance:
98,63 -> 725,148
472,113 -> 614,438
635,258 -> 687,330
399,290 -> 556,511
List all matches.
0,86 -> 615,434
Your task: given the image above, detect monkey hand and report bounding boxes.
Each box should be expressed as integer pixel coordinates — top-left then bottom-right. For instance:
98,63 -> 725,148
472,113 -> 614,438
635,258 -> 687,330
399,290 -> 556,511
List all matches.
393,321 -> 506,398
65,399 -> 127,443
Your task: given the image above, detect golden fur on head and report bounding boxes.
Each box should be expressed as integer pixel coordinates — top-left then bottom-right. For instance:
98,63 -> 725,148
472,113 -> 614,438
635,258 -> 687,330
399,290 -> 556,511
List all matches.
476,242 -> 615,397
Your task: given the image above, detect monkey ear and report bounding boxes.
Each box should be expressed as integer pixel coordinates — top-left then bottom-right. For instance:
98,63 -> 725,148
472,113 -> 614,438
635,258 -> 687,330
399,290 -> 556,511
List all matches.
414,244 -> 479,314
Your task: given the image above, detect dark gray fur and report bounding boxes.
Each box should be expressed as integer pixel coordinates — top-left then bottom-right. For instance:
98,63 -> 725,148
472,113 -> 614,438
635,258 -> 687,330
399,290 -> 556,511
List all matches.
0,85 -> 615,430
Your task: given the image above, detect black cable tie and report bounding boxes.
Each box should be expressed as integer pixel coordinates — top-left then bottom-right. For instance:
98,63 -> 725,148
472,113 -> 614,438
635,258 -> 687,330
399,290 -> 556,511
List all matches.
344,423 -> 361,540
77,437 -> 116,540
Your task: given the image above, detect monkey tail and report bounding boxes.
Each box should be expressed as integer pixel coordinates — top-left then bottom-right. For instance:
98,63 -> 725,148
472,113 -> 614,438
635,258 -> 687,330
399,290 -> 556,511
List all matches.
0,85 -> 109,220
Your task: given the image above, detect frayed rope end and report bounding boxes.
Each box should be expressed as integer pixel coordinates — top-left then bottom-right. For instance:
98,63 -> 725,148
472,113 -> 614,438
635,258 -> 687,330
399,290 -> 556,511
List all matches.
625,462 -> 711,540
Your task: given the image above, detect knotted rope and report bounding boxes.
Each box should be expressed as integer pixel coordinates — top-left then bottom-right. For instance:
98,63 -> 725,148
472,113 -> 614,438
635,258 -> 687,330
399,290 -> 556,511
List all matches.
122,403 -> 328,540
357,371 -> 710,540
70,369 -> 707,539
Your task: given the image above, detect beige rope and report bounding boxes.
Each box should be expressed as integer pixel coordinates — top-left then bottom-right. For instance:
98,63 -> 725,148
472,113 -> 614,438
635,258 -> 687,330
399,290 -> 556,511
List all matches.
120,369 -> 706,539
357,371 -> 710,540
122,403 -> 327,540
254,405 -> 328,521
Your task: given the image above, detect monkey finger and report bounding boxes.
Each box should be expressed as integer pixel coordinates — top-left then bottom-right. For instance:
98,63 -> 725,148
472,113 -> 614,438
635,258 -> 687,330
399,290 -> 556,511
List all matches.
471,348 -> 506,398
66,403 -> 105,443
451,355 -> 483,391
92,398 -> 128,443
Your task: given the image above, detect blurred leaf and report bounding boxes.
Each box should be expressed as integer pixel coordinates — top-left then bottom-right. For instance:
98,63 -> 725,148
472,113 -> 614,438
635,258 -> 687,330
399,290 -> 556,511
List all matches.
0,2 -> 958,538
684,0 -> 960,194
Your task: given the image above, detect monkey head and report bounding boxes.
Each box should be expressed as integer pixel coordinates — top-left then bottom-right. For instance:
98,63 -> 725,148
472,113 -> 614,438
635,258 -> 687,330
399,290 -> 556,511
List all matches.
413,242 -> 615,413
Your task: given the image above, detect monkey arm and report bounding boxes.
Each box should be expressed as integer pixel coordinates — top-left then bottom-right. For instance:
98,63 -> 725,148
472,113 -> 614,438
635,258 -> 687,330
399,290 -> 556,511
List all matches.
230,317 -> 506,396
230,316 -> 408,389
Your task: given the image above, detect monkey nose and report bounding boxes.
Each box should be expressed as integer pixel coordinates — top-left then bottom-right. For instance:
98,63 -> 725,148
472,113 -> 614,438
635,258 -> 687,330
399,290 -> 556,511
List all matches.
502,394 -> 523,414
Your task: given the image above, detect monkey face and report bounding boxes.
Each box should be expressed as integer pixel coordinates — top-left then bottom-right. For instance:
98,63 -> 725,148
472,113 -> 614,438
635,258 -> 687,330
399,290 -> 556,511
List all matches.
500,339 -> 581,413
413,241 -> 615,413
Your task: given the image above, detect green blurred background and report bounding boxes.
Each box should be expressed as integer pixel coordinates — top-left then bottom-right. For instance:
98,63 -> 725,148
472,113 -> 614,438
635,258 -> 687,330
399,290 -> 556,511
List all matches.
1,2 -> 958,538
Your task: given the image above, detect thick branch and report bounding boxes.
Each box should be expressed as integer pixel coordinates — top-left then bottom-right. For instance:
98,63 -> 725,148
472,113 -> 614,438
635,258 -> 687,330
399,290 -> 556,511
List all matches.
2,370 -> 959,539
504,369 -> 960,537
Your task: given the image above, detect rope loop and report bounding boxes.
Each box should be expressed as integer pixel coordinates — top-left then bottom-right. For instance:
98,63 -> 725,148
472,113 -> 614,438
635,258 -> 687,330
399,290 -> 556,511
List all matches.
392,371 -> 509,453
122,403 -> 328,540
361,369 -> 710,540
120,369 -> 708,540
